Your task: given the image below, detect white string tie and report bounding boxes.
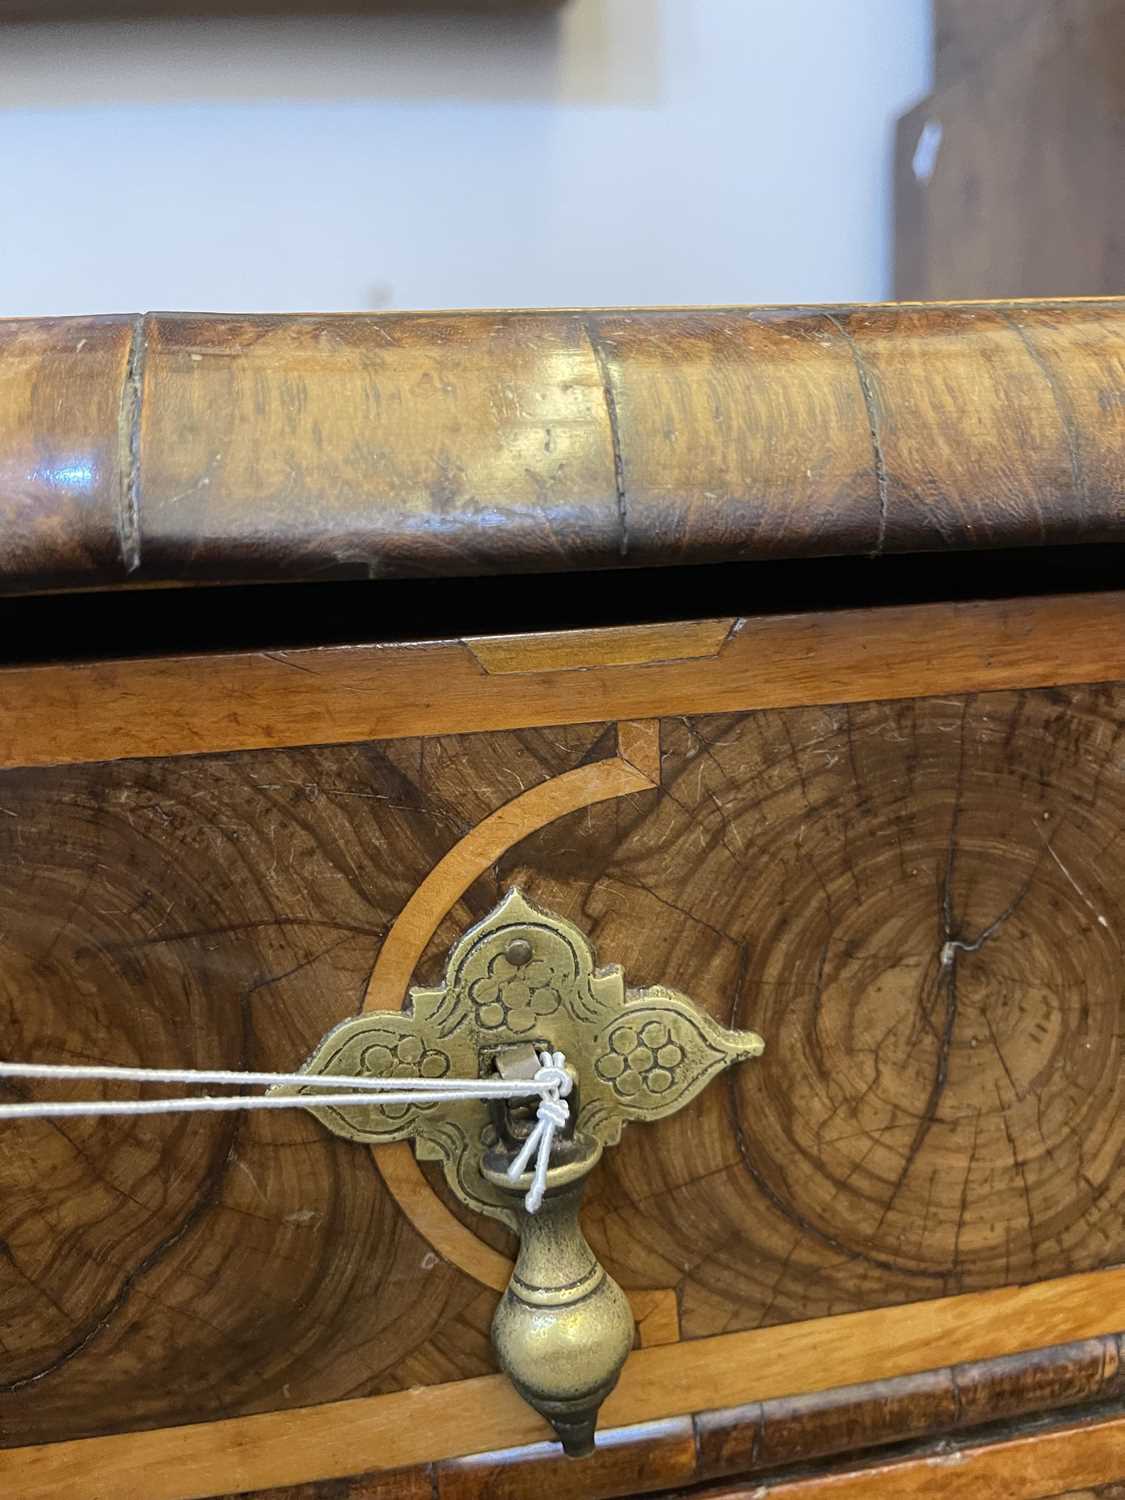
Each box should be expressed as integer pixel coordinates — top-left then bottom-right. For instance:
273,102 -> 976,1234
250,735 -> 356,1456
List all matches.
504,1051 -> 573,1214
0,1055 -> 572,1214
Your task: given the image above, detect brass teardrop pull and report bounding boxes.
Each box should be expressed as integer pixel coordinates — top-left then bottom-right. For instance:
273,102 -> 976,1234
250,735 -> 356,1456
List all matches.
282,889 -> 764,1453
483,1132 -> 631,1457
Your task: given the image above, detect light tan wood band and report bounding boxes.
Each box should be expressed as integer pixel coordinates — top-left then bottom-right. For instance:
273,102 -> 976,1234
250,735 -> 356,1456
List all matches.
5,1263 -> 1125,1500
361,731 -> 675,1342
751,1410 -> 1125,1498
1,592 -> 1123,770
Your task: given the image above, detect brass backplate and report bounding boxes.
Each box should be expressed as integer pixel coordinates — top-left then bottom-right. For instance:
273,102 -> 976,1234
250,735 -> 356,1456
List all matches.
280,888 -> 763,1227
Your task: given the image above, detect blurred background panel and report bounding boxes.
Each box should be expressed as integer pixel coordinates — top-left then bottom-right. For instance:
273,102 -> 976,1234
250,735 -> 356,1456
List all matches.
896,0 -> 1125,298
0,0 -> 931,315
1,2 -> 567,10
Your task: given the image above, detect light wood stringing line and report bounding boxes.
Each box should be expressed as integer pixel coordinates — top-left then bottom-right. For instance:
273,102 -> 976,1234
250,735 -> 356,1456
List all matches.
363,735 -> 668,1331
5,1263 -> 1125,1500
1,593 -> 1123,771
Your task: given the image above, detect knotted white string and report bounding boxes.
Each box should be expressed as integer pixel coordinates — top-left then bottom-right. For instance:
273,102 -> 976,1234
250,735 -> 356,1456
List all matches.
0,1061 -> 543,1099
0,1056 -> 570,1213
504,1051 -> 573,1214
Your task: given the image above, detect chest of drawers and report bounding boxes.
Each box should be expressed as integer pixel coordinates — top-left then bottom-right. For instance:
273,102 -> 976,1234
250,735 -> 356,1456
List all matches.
1,300 -> 1123,1499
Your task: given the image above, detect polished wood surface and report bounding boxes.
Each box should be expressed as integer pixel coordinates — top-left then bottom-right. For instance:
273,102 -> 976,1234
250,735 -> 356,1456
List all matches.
5,1319 -> 1124,1499
4,674 -> 1125,1493
360,725 -> 661,1308
1,300 -> 1123,595
4,287 -> 1125,1489
2,590 -> 1124,770
896,2 -> 1125,299
0,317 -> 134,591
694,1338 -> 1123,1482
281,1337 -> 1125,1500
700,1407 -> 1125,1498
521,688 -> 1125,1332
238,1335 -> 1125,1498
435,1418 -> 700,1500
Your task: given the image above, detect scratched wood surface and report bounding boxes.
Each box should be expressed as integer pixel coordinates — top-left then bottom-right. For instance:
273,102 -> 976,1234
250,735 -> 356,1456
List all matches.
3,301 -> 1124,597
505,688 -> 1125,1336
693,1407 -> 1125,1498
0,724 -> 610,1443
5,592 -> 1125,774
7,1320 -> 1124,1499
2,684 -> 1125,1453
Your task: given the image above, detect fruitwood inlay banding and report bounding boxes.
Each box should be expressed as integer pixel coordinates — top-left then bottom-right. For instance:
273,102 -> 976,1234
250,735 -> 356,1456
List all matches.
361,724 -> 674,1334
362,742 -> 658,1013
3,1271 -> 1125,1500
2,592 -> 1124,771
502,686 -> 1125,1339
464,620 -> 735,675
4,683 -> 1125,1485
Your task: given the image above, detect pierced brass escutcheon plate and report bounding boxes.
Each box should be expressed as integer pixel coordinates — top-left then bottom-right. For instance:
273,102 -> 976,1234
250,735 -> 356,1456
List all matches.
281,889 -> 764,1453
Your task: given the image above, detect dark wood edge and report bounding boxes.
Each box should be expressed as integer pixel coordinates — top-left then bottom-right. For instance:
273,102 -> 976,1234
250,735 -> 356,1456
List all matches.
4,299 -> 1124,596
679,1396 -> 1125,1498
222,1332 -> 1125,1498
4,591 -> 1125,771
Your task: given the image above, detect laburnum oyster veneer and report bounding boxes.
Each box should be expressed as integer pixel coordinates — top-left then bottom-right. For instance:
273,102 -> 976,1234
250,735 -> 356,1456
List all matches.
0,300 -> 1124,1500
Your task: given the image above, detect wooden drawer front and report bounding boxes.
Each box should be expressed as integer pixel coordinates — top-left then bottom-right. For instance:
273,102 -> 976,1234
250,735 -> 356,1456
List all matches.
2,667 -> 1125,1496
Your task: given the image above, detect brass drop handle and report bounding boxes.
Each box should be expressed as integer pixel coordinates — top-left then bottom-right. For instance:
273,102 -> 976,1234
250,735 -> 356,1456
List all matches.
287,889 -> 763,1454
483,1128 -> 632,1457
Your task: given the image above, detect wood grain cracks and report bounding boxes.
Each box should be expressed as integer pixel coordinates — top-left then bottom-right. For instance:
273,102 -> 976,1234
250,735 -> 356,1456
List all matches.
117,313 -> 147,575
4,1311 -> 1125,1500
362,736 -> 658,1012
0,726 -> 610,1443
821,312 -> 890,556
584,316 -> 629,560
0,1106 -> 242,1397
504,686 -> 1125,1333
2,686 -> 1125,1466
5,592 -> 1124,773
361,721 -> 672,1334
1000,306 -> 1090,530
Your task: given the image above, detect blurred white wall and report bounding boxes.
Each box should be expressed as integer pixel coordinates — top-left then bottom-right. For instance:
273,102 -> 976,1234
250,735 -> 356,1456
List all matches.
0,0 -> 931,316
